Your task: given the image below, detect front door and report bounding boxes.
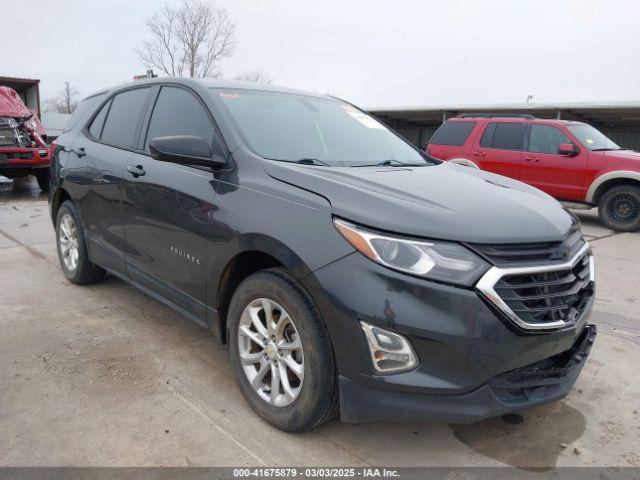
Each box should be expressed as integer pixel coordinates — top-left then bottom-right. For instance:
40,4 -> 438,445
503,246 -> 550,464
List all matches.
520,124 -> 587,201
122,85 -> 220,323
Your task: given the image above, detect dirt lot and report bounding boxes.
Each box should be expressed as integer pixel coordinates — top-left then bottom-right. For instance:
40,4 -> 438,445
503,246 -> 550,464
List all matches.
1,176 -> 639,469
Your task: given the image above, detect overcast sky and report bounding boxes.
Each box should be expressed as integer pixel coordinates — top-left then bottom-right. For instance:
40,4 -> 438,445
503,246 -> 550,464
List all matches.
3,0 -> 639,108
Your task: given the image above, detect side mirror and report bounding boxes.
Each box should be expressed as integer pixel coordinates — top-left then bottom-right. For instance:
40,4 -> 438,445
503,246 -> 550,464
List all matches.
558,143 -> 579,156
149,135 -> 227,168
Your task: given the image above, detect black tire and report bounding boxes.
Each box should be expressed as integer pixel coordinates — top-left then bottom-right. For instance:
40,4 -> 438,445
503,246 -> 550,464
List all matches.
35,169 -> 50,193
55,200 -> 105,284
227,268 -> 338,432
598,185 -> 640,232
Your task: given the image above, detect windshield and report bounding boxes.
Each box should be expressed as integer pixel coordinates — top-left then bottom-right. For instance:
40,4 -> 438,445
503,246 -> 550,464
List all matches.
213,89 -> 430,166
568,124 -> 620,151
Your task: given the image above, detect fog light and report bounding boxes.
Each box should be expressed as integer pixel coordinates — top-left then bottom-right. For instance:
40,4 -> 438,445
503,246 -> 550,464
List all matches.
360,322 -> 417,373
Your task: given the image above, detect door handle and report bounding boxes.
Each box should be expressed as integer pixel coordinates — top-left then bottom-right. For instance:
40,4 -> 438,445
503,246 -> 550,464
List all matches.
126,164 -> 145,177
472,151 -> 486,157
524,156 -> 540,162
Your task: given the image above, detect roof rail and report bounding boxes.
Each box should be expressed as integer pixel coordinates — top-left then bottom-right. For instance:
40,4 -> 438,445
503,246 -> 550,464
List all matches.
456,113 -> 535,119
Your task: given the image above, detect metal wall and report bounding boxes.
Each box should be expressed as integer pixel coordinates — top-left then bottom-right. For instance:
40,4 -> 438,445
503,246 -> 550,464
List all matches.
600,126 -> 640,151
381,119 -> 439,148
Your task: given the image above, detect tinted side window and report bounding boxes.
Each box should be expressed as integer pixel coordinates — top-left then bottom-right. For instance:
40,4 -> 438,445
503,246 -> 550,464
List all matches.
64,93 -> 106,133
101,88 -> 150,148
481,122 -> 524,151
88,99 -> 111,139
429,121 -> 476,146
528,125 -> 570,154
144,86 -> 214,151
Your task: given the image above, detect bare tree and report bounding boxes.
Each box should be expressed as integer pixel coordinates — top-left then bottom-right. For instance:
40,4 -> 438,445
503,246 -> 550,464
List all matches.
233,70 -> 273,84
43,82 -> 80,114
136,0 -> 236,78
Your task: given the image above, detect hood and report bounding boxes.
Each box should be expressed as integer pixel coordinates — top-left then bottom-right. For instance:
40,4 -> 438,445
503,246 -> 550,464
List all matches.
0,86 -> 46,143
265,161 -> 573,244
0,86 -> 33,118
600,149 -> 640,161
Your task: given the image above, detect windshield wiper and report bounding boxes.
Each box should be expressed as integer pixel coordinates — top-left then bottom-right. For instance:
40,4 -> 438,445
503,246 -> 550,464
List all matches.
352,159 -> 412,167
295,158 -> 331,166
591,147 -> 621,151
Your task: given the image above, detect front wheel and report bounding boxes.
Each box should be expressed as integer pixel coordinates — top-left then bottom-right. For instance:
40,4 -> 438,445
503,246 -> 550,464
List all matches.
227,268 -> 338,432
598,185 -> 640,232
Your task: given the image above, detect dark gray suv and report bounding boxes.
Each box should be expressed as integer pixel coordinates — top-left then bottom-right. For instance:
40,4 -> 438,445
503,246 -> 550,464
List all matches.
49,78 -> 596,432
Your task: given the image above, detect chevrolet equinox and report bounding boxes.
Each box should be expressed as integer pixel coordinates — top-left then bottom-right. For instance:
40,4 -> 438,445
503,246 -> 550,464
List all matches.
49,79 -> 596,432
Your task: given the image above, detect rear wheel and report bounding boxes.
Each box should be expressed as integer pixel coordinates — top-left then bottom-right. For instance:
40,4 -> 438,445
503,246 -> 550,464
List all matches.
227,268 -> 338,432
598,185 -> 640,232
56,201 -> 105,284
35,169 -> 50,193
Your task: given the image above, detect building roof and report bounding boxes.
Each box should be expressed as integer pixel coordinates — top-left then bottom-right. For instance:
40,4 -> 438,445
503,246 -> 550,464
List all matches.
41,112 -> 71,137
0,76 -> 40,87
368,101 -> 640,126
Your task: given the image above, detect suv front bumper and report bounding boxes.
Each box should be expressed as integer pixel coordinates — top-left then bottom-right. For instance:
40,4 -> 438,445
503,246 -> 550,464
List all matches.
339,324 -> 596,423
307,251 -> 596,424
0,147 -> 51,175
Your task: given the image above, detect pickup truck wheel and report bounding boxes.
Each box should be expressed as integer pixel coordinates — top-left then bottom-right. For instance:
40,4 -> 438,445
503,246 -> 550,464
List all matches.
56,201 -> 105,284
227,268 -> 338,432
35,170 -> 50,193
598,185 -> 640,232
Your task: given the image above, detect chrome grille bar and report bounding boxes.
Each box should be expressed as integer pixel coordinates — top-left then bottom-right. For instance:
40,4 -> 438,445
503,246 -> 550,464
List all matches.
476,243 -> 594,331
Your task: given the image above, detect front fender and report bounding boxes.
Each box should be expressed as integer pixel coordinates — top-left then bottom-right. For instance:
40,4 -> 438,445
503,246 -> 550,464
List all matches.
586,170 -> 640,203
209,233 -> 317,305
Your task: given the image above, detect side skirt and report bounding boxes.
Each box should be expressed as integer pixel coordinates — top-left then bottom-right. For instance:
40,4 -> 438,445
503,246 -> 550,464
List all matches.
103,266 -> 220,336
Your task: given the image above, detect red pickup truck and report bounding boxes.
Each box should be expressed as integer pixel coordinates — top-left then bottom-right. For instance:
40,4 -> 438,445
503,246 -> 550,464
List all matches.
426,114 -> 640,231
0,86 -> 51,192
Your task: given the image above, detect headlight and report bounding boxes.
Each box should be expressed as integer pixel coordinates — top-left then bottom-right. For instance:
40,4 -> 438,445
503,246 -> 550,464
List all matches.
333,218 -> 489,286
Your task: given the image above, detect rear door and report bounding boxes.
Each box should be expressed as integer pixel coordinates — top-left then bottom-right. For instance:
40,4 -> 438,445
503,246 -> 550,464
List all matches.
69,87 -> 152,275
472,121 -> 525,179
122,85 -> 220,323
520,123 -> 587,200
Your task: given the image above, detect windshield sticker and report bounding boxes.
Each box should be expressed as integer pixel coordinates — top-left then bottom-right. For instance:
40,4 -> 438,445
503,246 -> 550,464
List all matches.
347,110 -> 386,129
219,92 -> 239,98
585,139 -> 594,144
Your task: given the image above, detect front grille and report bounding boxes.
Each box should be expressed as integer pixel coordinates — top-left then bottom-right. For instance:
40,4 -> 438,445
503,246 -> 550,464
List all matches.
476,241 -> 594,331
494,251 -> 593,327
468,224 -> 584,267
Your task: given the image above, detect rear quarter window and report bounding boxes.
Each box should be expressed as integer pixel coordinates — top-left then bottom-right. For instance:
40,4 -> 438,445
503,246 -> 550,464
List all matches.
429,121 -> 476,146
88,99 -> 111,139
63,93 -> 107,133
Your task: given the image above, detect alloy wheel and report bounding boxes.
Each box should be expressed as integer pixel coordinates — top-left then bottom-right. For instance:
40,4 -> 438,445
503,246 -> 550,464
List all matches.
237,298 -> 304,407
59,213 -> 79,272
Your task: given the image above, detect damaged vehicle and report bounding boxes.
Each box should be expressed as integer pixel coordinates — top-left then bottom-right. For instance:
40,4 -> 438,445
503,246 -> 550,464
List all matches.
0,86 -> 51,192
50,79 -> 596,432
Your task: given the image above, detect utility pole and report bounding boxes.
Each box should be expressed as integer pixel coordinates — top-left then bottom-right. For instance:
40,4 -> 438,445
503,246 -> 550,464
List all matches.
64,82 -> 72,114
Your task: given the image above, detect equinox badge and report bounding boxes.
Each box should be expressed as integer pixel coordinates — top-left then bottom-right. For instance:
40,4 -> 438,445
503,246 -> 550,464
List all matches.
170,245 -> 201,265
